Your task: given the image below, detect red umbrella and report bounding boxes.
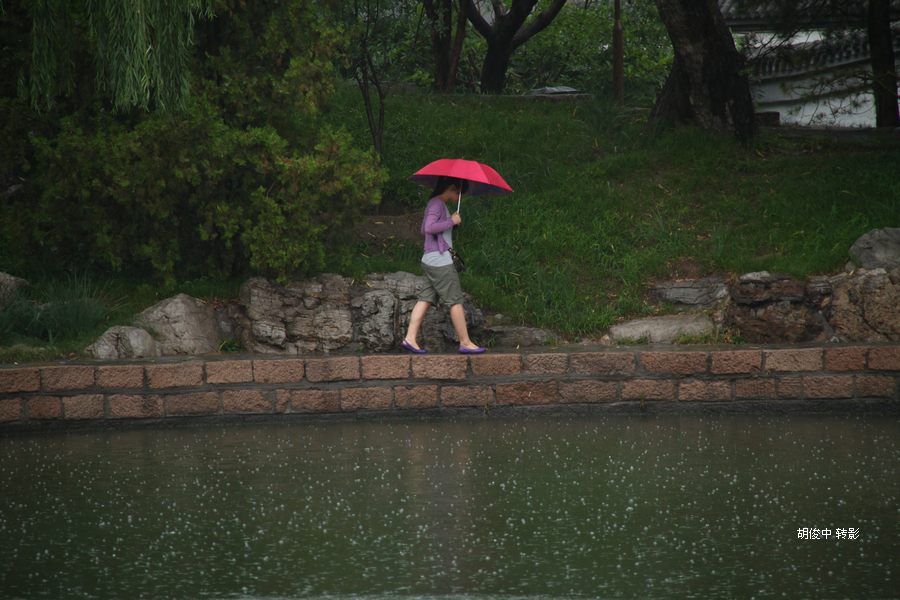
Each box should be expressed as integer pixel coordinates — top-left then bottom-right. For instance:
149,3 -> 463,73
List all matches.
410,158 -> 513,212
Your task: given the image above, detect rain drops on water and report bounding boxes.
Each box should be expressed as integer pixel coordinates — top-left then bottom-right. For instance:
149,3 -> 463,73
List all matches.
0,415 -> 897,599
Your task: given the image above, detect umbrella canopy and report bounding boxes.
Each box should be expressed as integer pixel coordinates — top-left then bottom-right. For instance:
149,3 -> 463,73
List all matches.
410,158 -> 513,196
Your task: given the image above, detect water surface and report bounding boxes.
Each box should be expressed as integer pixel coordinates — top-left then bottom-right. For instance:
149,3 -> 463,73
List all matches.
1,414 -> 897,599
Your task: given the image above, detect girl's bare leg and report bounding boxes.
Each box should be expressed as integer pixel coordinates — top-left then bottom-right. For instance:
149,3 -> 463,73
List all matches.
450,303 -> 479,349
404,301 -> 431,349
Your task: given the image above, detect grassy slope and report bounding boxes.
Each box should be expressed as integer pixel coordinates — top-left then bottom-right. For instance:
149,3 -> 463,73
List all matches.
2,91 -> 897,362
331,89 -> 900,338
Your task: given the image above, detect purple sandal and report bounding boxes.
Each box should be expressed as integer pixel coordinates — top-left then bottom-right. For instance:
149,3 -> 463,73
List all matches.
400,339 -> 428,354
458,345 -> 486,354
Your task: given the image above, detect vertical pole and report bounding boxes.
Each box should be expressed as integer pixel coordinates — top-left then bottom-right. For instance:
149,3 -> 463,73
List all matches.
613,0 -> 624,102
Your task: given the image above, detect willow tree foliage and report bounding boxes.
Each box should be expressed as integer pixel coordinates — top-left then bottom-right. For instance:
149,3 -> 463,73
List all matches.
1,0 -> 384,283
26,0 -> 212,112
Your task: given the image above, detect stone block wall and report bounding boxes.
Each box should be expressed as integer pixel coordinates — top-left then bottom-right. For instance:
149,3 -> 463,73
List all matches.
1,345 -> 897,427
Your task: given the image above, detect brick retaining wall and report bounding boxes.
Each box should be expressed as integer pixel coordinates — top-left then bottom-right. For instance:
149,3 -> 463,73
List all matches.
1,345 -> 898,427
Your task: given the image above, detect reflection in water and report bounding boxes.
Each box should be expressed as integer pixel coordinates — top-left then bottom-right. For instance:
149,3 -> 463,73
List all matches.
0,414 -> 897,598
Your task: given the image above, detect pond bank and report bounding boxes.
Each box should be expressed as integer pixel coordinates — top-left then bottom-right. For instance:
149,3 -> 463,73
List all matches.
1,343 -> 897,430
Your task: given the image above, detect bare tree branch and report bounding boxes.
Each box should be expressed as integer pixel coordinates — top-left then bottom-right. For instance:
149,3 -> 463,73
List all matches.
466,0 -> 495,40
513,0 -> 567,48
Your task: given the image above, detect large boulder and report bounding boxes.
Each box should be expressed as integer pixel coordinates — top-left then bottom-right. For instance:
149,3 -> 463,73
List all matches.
609,314 -> 714,344
86,326 -> 159,359
849,228 -> 900,269
826,267 -> 900,342
135,293 -> 223,355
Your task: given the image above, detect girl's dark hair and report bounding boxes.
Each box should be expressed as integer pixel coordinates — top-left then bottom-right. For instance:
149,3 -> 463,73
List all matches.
430,176 -> 469,198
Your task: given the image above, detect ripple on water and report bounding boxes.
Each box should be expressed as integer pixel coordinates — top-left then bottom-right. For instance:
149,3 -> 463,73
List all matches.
0,414 -> 896,599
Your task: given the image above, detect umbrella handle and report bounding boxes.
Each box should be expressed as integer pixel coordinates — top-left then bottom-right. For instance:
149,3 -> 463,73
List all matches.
457,189 -> 462,214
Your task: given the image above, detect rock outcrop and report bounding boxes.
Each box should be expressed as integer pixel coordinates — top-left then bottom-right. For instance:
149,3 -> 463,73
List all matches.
84,272 -> 507,358
234,272 -> 487,354
652,277 -> 728,307
849,227 -> 900,269
719,267 -> 899,343
609,314 -> 715,344
236,275 -> 354,354
134,293 -> 223,355
86,326 -> 159,359
725,272 -> 823,343
81,225 -> 898,359
825,267 -> 900,342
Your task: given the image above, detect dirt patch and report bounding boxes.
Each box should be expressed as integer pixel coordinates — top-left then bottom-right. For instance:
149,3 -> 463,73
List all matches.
663,256 -> 707,280
356,213 -> 421,246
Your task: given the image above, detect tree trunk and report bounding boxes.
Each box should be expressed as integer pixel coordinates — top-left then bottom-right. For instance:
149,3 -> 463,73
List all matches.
446,1 -> 467,92
425,0 -> 468,92
612,0 -> 624,101
424,0 -> 451,90
867,0 -> 899,128
480,40 -> 514,93
466,0 -> 567,94
651,0 -> 756,142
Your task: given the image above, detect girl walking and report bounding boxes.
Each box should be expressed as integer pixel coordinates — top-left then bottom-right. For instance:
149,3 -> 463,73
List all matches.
401,176 -> 485,354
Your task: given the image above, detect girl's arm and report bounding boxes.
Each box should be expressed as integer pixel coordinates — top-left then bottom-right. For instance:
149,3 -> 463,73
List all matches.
422,202 -> 455,235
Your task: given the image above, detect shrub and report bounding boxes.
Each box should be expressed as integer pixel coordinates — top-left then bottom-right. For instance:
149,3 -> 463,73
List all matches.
5,98 -> 383,283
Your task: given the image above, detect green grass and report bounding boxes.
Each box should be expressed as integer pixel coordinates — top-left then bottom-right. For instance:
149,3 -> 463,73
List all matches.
328,89 -> 900,338
0,273 -> 243,363
3,90 -> 898,361
0,273 -> 118,362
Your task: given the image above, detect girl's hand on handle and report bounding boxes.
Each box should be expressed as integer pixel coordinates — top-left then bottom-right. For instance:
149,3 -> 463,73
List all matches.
451,212 -> 462,225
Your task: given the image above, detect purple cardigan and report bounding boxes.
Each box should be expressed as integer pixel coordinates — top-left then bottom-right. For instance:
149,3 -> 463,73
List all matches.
421,197 -> 455,254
